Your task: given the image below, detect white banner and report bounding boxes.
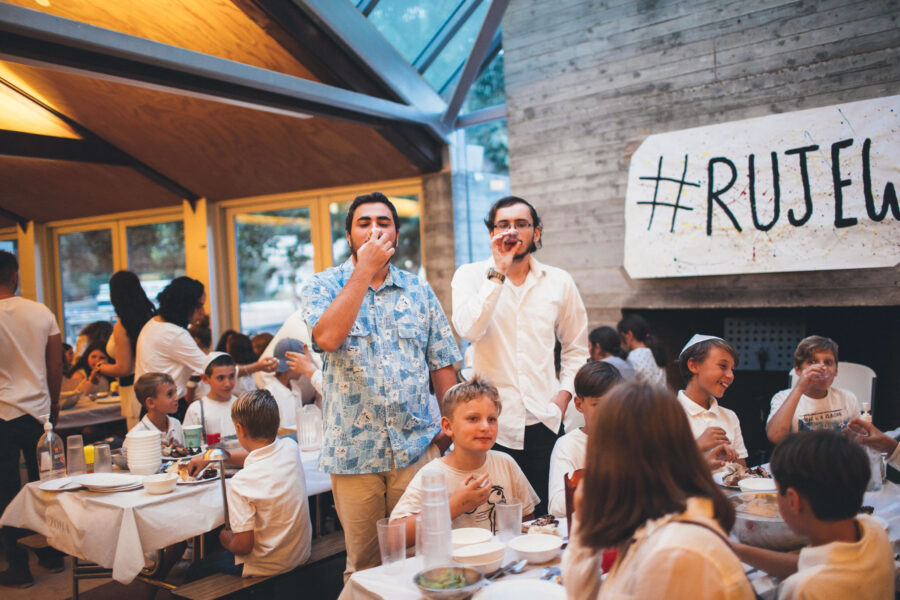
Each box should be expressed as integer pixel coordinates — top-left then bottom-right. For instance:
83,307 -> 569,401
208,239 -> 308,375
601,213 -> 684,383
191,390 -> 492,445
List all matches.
624,95 -> 900,278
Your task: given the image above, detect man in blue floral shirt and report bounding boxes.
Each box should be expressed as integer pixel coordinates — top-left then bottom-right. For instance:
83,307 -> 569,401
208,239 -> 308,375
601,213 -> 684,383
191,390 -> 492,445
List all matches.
303,192 -> 461,576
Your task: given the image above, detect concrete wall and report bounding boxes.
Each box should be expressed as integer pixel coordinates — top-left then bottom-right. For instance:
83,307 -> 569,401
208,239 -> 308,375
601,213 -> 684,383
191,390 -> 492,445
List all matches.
422,169 -> 456,318
502,0 -> 900,325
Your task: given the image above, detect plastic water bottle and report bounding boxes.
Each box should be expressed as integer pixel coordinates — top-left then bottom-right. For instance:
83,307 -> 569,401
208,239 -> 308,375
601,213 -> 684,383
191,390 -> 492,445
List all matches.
36,415 -> 66,481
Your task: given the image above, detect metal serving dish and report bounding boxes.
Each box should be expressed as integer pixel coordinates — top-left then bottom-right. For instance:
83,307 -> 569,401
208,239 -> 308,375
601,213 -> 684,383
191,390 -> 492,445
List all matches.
413,565 -> 484,600
729,491 -> 808,551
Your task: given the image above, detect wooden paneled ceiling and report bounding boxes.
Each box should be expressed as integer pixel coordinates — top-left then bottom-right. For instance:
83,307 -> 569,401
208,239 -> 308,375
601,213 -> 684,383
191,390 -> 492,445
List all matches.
0,0 -> 440,227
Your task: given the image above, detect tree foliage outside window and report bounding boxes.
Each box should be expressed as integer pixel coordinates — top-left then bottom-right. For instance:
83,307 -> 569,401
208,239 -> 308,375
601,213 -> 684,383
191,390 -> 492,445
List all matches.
330,196 -> 422,275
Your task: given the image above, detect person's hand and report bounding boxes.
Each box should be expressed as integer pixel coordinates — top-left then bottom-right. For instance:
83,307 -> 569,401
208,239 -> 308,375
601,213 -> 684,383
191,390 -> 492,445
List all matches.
843,418 -> 899,454
696,426 -> 731,453
449,473 -> 492,517
187,455 -> 210,477
89,363 -> 104,384
704,443 -> 736,470
256,357 -> 278,373
794,363 -> 829,394
551,391 -> 571,421
286,346 -> 316,379
356,226 -> 395,278
432,431 -> 452,454
489,230 -> 520,275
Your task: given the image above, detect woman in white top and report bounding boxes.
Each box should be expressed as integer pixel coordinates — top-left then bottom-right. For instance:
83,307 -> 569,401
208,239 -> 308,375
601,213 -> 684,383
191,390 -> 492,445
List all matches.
618,314 -> 667,387
135,277 -> 276,420
93,271 -> 155,429
562,380 -> 755,600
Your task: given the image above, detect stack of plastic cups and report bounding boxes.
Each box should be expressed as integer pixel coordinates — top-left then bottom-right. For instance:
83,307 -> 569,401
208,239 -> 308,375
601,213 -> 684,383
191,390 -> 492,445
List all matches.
419,467 -> 453,569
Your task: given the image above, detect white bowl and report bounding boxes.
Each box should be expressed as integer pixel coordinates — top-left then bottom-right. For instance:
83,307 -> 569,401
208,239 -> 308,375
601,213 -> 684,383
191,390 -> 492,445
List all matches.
142,473 -> 178,494
507,534 -> 563,564
738,477 -> 777,492
467,556 -> 504,574
452,541 -> 505,566
451,527 -> 493,549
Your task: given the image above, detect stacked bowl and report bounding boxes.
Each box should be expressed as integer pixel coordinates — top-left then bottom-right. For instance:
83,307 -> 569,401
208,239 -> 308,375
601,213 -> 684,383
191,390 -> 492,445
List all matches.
126,430 -> 162,475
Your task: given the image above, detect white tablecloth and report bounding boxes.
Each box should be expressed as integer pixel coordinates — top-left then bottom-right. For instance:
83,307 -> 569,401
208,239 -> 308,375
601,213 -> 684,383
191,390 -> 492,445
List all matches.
58,396 -> 123,429
0,480 -> 223,583
340,483 -> 900,600
0,450 -> 331,584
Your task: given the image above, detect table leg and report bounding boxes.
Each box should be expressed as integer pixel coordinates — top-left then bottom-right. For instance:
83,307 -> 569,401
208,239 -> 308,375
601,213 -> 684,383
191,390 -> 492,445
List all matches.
72,556 -> 78,600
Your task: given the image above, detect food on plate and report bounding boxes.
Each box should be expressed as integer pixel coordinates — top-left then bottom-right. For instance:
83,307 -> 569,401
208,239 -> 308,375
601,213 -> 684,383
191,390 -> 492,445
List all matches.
722,463 -> 771,487
417,569 -> 467,590
161,443 -> 198,458
732,492 -> 781,520
524,514 -> 561,536
166,459 -> 217,482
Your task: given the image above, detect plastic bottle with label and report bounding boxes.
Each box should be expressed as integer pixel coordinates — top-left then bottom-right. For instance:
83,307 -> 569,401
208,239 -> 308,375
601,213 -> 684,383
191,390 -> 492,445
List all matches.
36,415 -> 66,481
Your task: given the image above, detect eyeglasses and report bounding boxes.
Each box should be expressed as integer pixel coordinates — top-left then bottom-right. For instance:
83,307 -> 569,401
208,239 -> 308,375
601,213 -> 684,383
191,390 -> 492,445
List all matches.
492,221 -> 534,232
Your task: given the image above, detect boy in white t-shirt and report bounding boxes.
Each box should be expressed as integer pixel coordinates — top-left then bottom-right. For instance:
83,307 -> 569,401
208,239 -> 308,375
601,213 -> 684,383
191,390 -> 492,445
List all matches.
734,431 -> 894,599
391,377 -> 538,543
547,361 -> 623,517
677,334 -> 747,466
125,373 -> 185,449
184,352 -> 237,439
767,336 -> 859,444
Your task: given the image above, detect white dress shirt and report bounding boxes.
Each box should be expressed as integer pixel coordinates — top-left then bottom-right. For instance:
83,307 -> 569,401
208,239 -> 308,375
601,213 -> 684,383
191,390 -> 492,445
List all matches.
452,256 -> 589,449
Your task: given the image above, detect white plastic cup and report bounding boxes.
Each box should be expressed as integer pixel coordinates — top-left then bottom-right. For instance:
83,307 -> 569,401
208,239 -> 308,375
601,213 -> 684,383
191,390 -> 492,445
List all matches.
93,443 -> 112,473
376,518 -> 406,574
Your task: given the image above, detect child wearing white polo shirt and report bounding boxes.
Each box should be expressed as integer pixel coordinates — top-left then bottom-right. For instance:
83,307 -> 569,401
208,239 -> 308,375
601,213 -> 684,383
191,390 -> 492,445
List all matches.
676,334 -> 747,466
183,352 -> 237,439
734,431 -> 894,599
126,372 -> 185,449
220,390 -> 311,577
547,361 -> 623,517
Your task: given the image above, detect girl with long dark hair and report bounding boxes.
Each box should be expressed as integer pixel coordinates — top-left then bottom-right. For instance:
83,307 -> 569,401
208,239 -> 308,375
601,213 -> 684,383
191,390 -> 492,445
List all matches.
92,271 -> 155,428
562,380 -> 754,599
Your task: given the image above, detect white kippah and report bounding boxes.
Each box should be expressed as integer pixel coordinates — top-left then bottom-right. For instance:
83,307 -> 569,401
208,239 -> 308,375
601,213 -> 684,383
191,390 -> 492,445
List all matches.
679,334 -> 724,357
202,351 -> 229,373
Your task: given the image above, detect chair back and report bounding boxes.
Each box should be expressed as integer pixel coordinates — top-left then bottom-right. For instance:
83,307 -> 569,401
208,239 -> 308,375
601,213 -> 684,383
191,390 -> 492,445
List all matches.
564,469 -> 585,526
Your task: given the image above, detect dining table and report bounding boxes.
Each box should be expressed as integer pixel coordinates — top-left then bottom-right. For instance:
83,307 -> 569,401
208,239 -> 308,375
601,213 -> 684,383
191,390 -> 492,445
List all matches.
339,481 -> 900,600
0,448 -> 332,586
57,394 -> 124,430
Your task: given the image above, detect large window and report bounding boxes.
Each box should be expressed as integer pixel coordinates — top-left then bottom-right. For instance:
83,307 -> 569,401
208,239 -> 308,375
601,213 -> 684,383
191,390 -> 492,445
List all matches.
52,214 -> 186,344
233,206 -> 315,334
0,238 -> 15,254
224,182 -> 423,333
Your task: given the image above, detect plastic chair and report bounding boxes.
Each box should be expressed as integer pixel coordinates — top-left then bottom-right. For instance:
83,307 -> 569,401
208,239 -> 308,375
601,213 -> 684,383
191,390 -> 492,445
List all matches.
788,361 -> 877,410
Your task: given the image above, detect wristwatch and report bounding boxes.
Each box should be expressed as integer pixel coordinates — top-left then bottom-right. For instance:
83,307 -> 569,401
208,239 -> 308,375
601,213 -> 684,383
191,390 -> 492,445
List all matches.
487,267 -> 506,283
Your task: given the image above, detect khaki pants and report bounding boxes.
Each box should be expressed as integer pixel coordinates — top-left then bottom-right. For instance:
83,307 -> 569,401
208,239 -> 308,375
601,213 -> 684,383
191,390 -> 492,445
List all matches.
331,445 -> 438,579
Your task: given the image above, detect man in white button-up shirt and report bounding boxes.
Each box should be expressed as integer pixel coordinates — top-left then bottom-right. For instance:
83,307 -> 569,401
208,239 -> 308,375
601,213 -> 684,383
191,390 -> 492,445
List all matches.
451,197 -> 589,515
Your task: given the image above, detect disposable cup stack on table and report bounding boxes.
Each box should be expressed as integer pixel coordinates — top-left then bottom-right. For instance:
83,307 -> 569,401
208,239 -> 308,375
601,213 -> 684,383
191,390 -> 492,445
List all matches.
126,430 -> 162,475
419,467 -> 453,569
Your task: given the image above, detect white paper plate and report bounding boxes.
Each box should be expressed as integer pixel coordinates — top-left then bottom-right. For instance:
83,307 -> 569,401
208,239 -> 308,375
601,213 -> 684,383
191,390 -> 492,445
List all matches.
712,471 -> 740,489
476,579 -> 565,599
92,396 -> 121,405
39,477 -> 82,492
83,483 -> 143,493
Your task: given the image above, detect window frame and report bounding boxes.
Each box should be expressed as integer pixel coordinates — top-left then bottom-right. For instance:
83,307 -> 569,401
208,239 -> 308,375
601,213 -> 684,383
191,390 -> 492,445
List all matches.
218,177 -> 424,331
45,206 -> 185,341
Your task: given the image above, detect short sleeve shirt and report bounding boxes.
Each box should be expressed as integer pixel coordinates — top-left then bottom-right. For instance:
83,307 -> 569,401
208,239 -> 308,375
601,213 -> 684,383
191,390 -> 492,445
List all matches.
391,452 -> 539,533
767,387 -> 860,432
302,260 -> 461,474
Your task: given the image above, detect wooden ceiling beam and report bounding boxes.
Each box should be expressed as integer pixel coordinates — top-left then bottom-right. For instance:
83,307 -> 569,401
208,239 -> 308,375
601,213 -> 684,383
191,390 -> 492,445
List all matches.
0,76 -> 200,202
0,3 -> 444,133
0,130 -> 133,165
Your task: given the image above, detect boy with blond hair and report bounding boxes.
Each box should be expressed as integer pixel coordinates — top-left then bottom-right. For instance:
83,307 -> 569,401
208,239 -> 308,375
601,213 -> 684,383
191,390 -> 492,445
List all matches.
391,377 -> 538,544
220,390 -> 311,576
767,336 -> 859,443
